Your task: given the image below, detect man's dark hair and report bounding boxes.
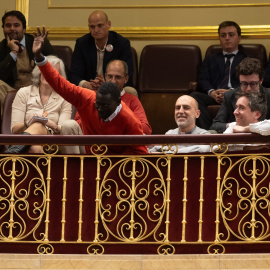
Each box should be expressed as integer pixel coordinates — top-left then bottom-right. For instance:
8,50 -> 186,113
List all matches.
97,82 -> 120,102
218,21 -> 241,36
2,10 -> 26,29
236,91 -> 267,121
236,57 -> 264,80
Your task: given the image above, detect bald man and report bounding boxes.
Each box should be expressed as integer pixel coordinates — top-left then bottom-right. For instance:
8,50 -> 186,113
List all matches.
149,95 -> 210,153
70,10 -> 134,89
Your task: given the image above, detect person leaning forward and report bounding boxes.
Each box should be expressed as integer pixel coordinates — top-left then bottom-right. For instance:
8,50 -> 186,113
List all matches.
218,91 -> 270,152
33,26 -> 147,155
0,10 -> 56,113
210,57 -> 270,133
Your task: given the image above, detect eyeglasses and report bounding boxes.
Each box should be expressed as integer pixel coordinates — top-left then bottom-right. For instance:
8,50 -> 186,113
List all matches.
240,81 -> 260,89
105,74 -> 126,81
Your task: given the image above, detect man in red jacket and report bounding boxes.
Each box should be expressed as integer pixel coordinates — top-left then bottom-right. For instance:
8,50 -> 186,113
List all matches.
33,27 -> 147,155
61,60 -> 151,153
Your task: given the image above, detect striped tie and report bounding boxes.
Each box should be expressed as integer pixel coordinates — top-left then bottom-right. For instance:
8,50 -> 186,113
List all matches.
18,43 -> 23,53
219,54 -> 234,89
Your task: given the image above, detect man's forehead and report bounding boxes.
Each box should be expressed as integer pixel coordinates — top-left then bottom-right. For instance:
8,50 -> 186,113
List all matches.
89,13 -> 106,23
4,16 -> 22,24
107,62 -> 124,73
176,96 -> 193,106
219,26 -> 237,33
236,96 -> 248,106
239,73 -> 260,81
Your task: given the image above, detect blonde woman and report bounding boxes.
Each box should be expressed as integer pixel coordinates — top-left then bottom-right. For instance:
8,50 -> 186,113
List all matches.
5,55 -> 72,153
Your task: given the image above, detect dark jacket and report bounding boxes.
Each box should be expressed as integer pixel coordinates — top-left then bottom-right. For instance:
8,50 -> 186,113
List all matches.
70,31 -> 134,87
0,33 -> 56,88
198,50 -> 247,94
210,86 -> 270,133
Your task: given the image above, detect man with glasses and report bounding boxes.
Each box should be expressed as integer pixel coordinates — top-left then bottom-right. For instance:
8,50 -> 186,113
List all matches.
61,59 -> 151,153
69,10 -> 134,90
72,59 -> 151,136
210,57 -> 270,133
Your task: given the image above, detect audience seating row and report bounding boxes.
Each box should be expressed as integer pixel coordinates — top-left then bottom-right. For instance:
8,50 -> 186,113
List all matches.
138,43 -> 268,133
1,44 -> 269,135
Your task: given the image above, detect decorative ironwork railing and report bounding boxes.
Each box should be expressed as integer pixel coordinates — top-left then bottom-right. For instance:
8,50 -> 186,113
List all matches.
0,134 -> 270,255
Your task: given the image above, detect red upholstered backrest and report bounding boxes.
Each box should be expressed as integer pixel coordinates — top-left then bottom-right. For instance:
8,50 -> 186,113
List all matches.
138,44 -> 202,93
1,90 -> 17,134
131,47 -> 138,89
52,45 -> 73,79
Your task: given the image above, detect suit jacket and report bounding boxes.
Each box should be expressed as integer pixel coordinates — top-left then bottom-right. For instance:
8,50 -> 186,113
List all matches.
198,50 -> 247,94
210,86 -> 270,133
70,31 -> 134,87
0,33 -> 56,88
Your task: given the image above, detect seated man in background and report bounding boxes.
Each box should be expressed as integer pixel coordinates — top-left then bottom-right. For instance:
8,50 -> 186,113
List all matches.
33,27 -> 147,155
0,10 -> 55,112
61,59 -> 152,154
220,91 -> 270,151
70,10 -> 134,90
149,95 -> 210,153
210,57 -> 270,133
190,21 -> 246,130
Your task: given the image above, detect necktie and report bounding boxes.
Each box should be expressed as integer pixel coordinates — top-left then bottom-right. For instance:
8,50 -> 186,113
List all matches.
18,43 -> 23,53
219,54 -> 235,89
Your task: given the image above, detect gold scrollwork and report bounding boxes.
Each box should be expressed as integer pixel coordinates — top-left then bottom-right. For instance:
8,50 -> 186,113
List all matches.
42,144 -> 59,155
98,158 -> 167,242
0,157 -> 46,241
161,144 -> 178,155
87,244 -> 104,255
157,243 -> 175,255
220,156 -> 270,241
207,243 -> 225,254
91,144 -> 108,156
37,243 -> 54,254
211,143 -> 229,155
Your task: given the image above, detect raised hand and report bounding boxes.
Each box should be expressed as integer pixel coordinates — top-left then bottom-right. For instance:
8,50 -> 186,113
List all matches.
32,26 -> 49,61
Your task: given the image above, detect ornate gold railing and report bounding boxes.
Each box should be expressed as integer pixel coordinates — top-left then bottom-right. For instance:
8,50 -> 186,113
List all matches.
0,134 -> 270,255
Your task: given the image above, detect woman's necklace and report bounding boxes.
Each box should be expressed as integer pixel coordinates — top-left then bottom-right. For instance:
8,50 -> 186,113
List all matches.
41,95 -> 51,117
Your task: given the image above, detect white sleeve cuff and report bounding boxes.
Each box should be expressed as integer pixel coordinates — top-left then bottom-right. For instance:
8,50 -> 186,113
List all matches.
208,89 -> 214,95
35,56 -> 47,66
79,80 -> 87,87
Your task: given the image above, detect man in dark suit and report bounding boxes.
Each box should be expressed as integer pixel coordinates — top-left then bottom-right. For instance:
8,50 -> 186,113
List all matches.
210,57 -> 270,133
70,10 -> 134,90
190,21 -> 246,130
0,10 -> 55,112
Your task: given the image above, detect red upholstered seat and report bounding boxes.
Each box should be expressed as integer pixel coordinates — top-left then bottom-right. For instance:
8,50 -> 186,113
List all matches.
52,45 -> 73,80
1,90 -> 17,135
131,47 -> 138,90
138,44 -> 202,134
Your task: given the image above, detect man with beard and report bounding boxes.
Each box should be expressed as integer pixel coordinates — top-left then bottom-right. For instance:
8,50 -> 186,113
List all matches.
0,10 -> 55,112
149,95 -> 210,153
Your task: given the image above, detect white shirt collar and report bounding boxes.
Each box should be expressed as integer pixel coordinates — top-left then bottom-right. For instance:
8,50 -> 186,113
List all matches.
120,89 -> 125,96
20,35 -> 26,47
222,49 -> 238,56
103,103 -> 122,122
95,39 -> 108,52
